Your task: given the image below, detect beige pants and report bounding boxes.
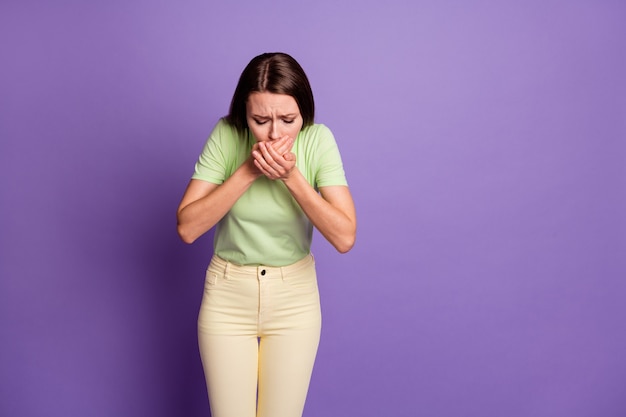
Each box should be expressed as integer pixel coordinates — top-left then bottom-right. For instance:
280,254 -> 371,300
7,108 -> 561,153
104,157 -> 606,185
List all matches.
198,254 -> 321,417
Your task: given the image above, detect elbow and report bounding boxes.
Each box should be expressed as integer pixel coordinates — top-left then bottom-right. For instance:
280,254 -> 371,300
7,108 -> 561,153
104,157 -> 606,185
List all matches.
334,221 -> 357,253
336,244 -> 353,254
176,209 -> 200,244
177,223 -> 197,245
334,232 -> 356,254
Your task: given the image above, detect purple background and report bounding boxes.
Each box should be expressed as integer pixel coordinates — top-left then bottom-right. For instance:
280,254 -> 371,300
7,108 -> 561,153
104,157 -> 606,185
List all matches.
2,1 -> 625,416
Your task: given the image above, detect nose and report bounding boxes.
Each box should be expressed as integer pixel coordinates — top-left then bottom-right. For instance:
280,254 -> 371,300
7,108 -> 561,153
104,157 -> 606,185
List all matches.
268,122 -> 280,140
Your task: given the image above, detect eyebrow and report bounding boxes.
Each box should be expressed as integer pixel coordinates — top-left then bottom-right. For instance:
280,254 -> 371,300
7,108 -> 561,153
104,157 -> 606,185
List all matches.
251,113 -> 297,119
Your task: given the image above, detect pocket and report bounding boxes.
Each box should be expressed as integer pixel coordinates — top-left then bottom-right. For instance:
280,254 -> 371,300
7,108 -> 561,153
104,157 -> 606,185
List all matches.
204,264 -> 221,290
284,269 -> 318,295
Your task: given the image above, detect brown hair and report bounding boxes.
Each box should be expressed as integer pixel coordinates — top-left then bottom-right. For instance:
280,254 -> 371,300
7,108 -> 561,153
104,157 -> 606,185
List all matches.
227,52 -> 315,131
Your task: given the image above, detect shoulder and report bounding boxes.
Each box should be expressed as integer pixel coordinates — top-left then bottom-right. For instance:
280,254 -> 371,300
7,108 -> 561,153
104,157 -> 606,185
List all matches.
298,123 -> 336,148
211,117 -> 241,139
300,123 -> 333,137
205,118 -> 249,150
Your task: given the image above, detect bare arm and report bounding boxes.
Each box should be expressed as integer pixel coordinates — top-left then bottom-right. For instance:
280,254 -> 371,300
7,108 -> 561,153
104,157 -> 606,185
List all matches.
176,159 -> 259,244
285,174 -> 357,253
177,136 -> 295,244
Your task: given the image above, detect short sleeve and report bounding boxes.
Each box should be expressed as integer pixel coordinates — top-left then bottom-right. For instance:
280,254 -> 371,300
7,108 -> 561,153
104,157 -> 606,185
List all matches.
191,119 -> 240,184
312,125 -> 348,188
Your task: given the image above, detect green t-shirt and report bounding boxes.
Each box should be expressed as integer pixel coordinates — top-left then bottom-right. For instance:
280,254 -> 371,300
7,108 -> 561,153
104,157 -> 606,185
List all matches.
191,118 -> 348,266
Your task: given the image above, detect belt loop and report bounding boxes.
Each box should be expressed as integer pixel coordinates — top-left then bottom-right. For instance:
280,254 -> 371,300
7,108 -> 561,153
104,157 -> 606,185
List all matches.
224,261 -> 230,280
280,266 -> 285,281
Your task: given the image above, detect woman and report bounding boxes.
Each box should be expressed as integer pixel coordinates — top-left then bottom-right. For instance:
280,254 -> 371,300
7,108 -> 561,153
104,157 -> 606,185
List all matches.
177,52 -> 356,417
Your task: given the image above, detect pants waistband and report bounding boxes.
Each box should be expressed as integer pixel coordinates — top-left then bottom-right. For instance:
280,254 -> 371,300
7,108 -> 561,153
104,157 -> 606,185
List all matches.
210,254 -> 314,279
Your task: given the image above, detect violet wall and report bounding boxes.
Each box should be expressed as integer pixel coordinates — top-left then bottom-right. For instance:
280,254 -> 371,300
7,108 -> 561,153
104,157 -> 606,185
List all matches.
1,1 -> 625,416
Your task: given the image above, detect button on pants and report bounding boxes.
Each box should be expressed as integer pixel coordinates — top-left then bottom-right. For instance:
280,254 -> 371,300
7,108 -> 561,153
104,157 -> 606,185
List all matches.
198,254 -> 321,417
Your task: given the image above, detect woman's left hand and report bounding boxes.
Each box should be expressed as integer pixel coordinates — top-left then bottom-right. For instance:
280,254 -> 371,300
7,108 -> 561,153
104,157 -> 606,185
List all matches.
252,136 -> 296,180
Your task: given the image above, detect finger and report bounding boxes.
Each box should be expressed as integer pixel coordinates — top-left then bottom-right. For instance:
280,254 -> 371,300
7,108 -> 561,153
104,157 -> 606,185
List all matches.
263,141 -> 286,166
267,141 -> 295,166
263,141 -> 283,161
253,154 -> 277,178
253,158 -> 272,177
254,144 -> 281,177
265,148 -> 295,180
271,136 -> 294,155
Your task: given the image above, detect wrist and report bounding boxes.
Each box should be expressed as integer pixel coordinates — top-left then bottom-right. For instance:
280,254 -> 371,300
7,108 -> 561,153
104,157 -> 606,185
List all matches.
237,160 -> 262,183
281,167 -> 301,188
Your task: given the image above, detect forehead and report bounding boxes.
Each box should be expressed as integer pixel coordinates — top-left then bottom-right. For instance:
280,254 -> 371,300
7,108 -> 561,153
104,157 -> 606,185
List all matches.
246,92 -> 299,114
